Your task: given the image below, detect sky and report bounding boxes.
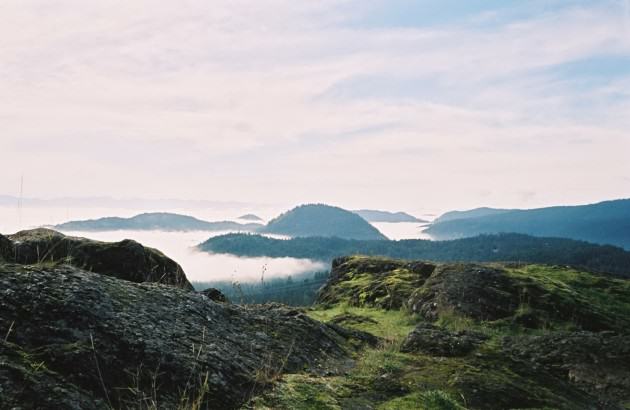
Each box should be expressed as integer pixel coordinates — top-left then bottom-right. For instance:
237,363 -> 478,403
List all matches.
1,0 -> 630,215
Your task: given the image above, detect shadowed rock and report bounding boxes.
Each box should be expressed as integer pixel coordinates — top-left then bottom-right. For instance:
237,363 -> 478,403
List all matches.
200,287 -> 229,303
407,264 -> 519,322
503,331 -> 630,403
0,264 -> 366,409
3,228 -> 192,290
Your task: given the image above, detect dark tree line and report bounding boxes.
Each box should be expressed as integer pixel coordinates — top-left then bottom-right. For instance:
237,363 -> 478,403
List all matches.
198,233 -> 630,278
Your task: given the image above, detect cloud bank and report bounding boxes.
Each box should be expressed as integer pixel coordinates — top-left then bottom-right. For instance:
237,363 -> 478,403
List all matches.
1,0 -> 629,213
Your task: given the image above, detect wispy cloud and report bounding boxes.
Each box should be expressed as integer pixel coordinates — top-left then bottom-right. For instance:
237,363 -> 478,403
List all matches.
1,0 -> 628,211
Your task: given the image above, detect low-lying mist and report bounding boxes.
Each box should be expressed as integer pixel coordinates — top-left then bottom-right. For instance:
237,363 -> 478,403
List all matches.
60,229 -> 328,282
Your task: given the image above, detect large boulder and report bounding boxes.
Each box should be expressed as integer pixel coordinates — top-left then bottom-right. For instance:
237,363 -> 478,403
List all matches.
5,228 -> 192,290
0,263 -> 366,409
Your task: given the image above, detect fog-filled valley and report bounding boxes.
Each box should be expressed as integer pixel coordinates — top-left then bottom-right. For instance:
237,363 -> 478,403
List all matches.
0,202 -> 434,285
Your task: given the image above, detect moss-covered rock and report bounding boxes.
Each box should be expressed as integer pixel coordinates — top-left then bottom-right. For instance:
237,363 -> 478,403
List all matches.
318,256 -> 630,334
4,228 -> 193,290
407,264 -> 519,322
318,256 -> 436,309
303,256 -> 630,409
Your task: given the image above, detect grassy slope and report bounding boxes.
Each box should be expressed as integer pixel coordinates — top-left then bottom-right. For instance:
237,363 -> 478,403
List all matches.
246,257 -> 630,410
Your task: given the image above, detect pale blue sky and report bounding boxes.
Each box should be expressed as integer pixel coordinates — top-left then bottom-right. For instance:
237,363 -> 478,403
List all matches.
0,0 -> 629,213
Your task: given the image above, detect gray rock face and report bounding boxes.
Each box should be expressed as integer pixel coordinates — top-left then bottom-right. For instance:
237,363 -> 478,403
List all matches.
0,263 -> 363,409
3,228 -> 192,290
408,264 -> 519,322
504,331 -> 630,404
401,323 -> 488,356
199,287 -> 229,303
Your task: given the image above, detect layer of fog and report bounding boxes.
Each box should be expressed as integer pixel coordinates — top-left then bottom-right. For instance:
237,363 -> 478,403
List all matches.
0,206 -> 436,283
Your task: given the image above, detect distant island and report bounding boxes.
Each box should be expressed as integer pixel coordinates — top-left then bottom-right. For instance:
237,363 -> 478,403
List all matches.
54,212 -> 263,232
260,204 -> 388,240
238,213 -> 263,222
353,209 -> 427,223
425,199 -> 630,249
198,232 -> 630,278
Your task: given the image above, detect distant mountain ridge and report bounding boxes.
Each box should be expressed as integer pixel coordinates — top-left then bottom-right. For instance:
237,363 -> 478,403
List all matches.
238,214 -> 263,221
426,199 -> 630,249
55,212 -> 263,232
432,207 -> 513,223
353,209 -> 427,223
261,204 -> 388,240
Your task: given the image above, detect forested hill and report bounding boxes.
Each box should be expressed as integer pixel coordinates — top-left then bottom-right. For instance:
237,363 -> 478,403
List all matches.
198,233 -> 630,278
426,199 -> 630,249
261,204 -> 388,240
55,212 -> 263,232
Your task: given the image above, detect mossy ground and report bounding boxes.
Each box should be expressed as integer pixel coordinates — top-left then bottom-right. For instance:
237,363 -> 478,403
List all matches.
505,265 -> 630,330
246,259 -> 630,410
247,306 -> 467,409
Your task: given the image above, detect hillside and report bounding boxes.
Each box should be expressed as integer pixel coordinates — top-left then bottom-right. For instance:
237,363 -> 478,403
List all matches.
198,232 -> 630,278
432,207 -> 512,223
353,209 -> 427,223
252,256 -> 630,409
54,212 -> 263,232
261,204 -> 388,240
426,199 -> 630,249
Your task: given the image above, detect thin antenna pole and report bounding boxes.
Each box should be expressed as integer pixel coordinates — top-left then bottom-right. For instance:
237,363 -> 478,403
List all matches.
18,175 -> 24,229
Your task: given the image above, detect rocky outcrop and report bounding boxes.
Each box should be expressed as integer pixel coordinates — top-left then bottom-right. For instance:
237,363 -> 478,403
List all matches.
407,264 -> 520,322
308,256 -> 630,409
199,287 -> 229,303
320,257 -> 630,333
2,228 -> 192,290
401,323 -> 488,356
0,263 -> 366,410
318,256 -> 436,309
